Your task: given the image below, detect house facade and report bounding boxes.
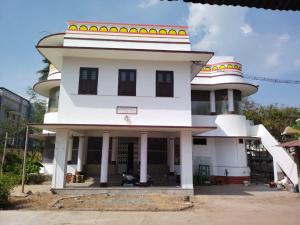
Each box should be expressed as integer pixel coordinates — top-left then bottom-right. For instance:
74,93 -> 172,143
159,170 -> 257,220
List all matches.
32,21 -> 299,193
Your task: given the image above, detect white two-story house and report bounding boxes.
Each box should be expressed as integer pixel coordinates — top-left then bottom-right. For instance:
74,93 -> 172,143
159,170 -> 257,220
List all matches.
32,21 -> 298,194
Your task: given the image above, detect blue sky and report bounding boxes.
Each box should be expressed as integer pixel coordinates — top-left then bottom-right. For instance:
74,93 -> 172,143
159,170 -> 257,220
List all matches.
0,0 -> 299,107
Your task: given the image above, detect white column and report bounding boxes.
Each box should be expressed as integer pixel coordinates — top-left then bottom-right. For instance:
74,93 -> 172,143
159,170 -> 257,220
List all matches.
67,136 -> 73,162
77,136 -> 85,173
52,129 -> 69,189
140,132 -> 148,184
167,138 -> 170,167
100,131 -> 110,187
169,137 -> 175,175
210,90 -> 216,114
83,136 -> 88,166
111,137 -> 117,164
180,130 -> 193,189
228,89 -> 234,113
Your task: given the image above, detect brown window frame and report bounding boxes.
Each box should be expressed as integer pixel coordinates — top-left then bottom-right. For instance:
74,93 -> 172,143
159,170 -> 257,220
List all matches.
156,70 -> 174,97
78,67 -> 98,95
118,69 -> 136,96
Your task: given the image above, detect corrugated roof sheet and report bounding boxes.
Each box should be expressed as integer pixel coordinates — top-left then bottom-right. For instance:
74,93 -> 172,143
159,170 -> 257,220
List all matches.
277,140 -> 300,147
183,0 -> 300,11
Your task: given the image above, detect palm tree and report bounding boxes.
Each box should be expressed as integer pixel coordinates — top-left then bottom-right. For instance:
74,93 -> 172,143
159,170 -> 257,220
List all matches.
37,58 -> 50,81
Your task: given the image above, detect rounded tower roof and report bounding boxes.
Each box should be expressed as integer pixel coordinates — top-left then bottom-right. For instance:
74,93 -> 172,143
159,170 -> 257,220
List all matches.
191,56 -> 258,97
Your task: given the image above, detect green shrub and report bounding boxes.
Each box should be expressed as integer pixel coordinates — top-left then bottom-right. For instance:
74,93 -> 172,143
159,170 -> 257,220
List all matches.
0,174 -> 19,203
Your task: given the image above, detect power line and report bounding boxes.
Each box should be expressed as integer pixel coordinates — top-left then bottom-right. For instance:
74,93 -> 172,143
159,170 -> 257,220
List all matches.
244,74 -> 300,84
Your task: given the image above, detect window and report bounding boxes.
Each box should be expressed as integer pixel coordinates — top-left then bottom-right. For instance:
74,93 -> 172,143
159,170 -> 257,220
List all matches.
239,138 -> 244,144
191,90 -> 210,115
193,138 -> 207,145
215,89 -> 228,114
233,90 -> 243,114
78,67 -> 98,95
118,69 -> 136,96
156,71 -> 174,97
48,87 -> 60,112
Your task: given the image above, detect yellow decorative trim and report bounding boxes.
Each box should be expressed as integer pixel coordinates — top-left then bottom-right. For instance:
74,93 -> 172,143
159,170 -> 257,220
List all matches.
69,25 -> 78,31
109,27 -> 118,32
199,62 -> 243,74
139,28 -> 148,34
66,22 -> 188,36
100,26 -> 108,32
89,26 -> 98,31
149,28 -> 157,34
212,66 -> 218,71
120,27 -> 128,33
168,29 -> 177,35
159,29 -> 167,35
178,30 -> 186,35
79,25 -> 88,31
129,28 -> 138,33
219,65 -> 226,70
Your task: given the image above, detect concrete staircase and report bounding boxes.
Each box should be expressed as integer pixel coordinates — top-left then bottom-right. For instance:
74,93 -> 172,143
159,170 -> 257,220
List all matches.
251,124 -> 299,186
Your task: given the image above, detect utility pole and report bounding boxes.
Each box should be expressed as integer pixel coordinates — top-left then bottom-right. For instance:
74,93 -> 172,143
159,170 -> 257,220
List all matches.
0,132 -> 8,175
21,126 -> 29,193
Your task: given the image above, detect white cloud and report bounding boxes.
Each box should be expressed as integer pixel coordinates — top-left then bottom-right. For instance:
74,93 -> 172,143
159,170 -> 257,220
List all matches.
187,4 -> 300,77
139,0 -> 160,9
240,24 -> 253,35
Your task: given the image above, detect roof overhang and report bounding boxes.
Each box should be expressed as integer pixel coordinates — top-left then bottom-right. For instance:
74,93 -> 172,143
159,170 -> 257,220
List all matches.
29,123 -> 216,135
37,46 -> 213,71
33,79 -> 60,97
277,140 -> 300,148
182,0 -> 300,11
191,82 -> 258,97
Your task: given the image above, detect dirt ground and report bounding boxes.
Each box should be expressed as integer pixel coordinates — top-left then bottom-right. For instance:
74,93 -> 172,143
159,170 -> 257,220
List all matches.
1,184 -> 300,225
4,193 -> 192,211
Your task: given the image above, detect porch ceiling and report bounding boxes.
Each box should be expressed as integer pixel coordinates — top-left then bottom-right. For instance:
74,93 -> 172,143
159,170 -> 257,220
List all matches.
29,123 -> 216,135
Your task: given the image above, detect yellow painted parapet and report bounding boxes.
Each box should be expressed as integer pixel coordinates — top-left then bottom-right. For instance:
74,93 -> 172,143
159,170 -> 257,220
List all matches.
199,62 -> 242,75
66,21 -> 188,36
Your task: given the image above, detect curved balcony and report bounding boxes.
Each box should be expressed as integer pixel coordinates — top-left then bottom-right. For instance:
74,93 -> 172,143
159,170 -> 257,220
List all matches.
191,58 -> 258,97
33,64 -> 61,97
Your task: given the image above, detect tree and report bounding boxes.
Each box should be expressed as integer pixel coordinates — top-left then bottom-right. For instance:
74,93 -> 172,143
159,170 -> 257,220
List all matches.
37,58 -> 50,81
243,99 -> 300,141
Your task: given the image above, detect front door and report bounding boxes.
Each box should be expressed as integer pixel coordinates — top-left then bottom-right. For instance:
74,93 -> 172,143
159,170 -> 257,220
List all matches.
127,143 -> 134,173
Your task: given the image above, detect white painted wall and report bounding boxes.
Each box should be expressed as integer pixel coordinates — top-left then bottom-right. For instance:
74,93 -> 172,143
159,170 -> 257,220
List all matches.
192,115 -> 249,136
57,57 -> 192,126
192,138 -> 250,177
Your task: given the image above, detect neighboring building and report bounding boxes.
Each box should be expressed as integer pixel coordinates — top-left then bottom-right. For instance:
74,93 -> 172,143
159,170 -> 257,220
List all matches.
32,21 -> 298,193
0,87 -> 31,147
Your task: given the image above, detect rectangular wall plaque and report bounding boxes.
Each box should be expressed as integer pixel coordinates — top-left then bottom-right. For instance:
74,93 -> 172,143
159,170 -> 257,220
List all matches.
116,106 -> 138,114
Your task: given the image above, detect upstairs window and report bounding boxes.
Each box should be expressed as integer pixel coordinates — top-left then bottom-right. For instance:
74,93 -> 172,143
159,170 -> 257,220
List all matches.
78,67 -> 98,95
156,71 -> 174,97
118,69 -> 136,96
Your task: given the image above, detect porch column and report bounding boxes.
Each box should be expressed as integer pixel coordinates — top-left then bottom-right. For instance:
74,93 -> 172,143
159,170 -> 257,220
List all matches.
52,129 -> 69,189
140,132 -> 148,185
169,137 -> 175,175
180,130 -> 193,189
228,89 -> 234,113
83,136 -> 88,166
67,136 -> 73,162
77,136 -> 85,173
111,137 -> 117,164
210,90 -> 216,114
100,131 -> 110,187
